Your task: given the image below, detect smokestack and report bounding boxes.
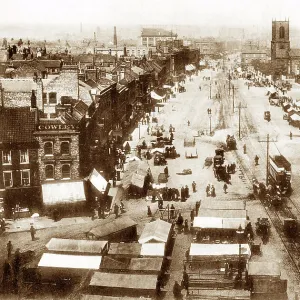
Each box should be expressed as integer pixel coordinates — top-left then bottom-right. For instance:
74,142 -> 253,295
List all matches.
113,26 -> 117,47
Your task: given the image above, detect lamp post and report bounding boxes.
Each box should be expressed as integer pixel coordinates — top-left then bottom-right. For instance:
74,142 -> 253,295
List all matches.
236,224 -> 244,288
207,108 -> 212,136
209,81 -> 212,99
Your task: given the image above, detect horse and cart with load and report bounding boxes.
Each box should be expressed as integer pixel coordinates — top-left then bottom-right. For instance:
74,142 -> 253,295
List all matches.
226,135 -> 237,150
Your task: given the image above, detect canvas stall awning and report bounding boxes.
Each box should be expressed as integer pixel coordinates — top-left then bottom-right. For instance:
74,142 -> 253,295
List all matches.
108,243 -> 141,257
194,216 -> 247,230
46,238 -> 108,255
150,148 -> 165,154
189,243 -> 251,259
38,253 -> 102,270
42,180 -> 86,205
140,243 -> 165,257
122,173 -> 145,190
163,84 -> 172,89
199,61 -> 206,66
128,258 -> 163,273
151,91 -> 165,101
88,169 -> 108,193
100,256 -> 129,271
248,262 -> 281,277
199,209 -> 247,219
89,272 -> 158,291
200,200 -> 246,210
185,64 -> 196,71
138,219 -> 172,244
88,216 -> 137,239
290,114 -> 300,121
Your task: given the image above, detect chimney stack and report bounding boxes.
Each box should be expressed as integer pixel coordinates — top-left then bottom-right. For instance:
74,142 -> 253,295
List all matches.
113,26 -> 117,47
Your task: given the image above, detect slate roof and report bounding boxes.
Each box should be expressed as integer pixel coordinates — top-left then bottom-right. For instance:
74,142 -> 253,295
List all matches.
141,28 -> 175,37
0,79 -> 37,92
0,107 -> 36,143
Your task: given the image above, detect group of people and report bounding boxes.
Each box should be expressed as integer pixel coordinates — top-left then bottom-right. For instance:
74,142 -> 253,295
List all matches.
180,185 -> 190,201
206,183 -> 216,197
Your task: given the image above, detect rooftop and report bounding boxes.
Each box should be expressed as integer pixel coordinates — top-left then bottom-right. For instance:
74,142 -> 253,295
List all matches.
141,28 -> 176,37
0,78 -> 37,92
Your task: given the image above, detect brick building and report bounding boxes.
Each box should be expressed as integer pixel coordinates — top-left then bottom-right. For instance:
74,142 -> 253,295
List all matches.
0,107 -> 40,216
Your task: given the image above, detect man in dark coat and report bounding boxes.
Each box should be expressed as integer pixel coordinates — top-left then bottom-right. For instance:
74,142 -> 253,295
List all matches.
181,186 -> 185,201
164,166 -> 169,177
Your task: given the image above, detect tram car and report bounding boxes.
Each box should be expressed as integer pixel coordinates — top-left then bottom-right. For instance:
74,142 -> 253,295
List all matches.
213,148 -> 225,167
268,155 -> 292,196
226,135 -> 237,150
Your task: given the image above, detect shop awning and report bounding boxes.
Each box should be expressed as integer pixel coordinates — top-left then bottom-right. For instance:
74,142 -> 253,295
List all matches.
140,243 -> 165,257
128,258 -> 163,273
185,64 -> 196,71
248,262 -> 281,277
88,169 -> 108,193
42,180 -> 86,205
38,253 -> 102,270
163,84 -> 172,89
108,243 -> 141,257
151,91 -> 165,101
194,216 -> 247,230
200,200 -> 246,210
138,219 -> 171,244
46,238 -> 108,255
290,114 -> 300,121
189,243 -> 251,258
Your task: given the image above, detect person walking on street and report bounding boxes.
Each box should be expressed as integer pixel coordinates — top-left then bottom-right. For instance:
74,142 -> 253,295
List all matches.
243,144 -> 246,154
190,209 -> 195,222
187,120 -> 190,126
181,186 -> 185,201
206,184 -> 210,197
223,183 -> 228,194
290,131 -> 293,140
30,225 -> 36,241
164,166 -> 169,178
182,271 -> 189,290
170,204 -> 175,219
255,155 -> 259,166
114,203 -> 119,218
173,281 -> 182,298
195,201 -> 200,216
192,181 -> 197,193
185,185 -> 189,198
211,185 -> 216,197
6,241 -> 13,259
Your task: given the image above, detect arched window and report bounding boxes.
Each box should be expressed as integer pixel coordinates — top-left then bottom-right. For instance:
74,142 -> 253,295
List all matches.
279,26 -> 285,39
60,141 -> 70,155
62,164 -> 71,179
45,165 -> 54,179
44,142 -> 53,155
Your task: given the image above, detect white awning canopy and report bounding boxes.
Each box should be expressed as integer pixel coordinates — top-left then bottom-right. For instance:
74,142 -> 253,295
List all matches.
89,169 -> 108,193
140,243 -> 165,257
38,253 -> 102,270
151,91 -> 165,100
193,216 -> 247,229
42,180 -> 86,205
185,64 -> 196,71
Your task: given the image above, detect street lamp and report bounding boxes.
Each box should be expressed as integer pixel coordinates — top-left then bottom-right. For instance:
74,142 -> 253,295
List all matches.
207,108 -> 212,136
209,82 -> 212,99
236,224 -> 244,288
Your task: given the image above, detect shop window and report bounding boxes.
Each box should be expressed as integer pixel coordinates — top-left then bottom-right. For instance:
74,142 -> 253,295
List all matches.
21,170 -> 30,186
62,164 -> 71,179
60,141 -> 70,155
3,171 -> 13,187
2,150 -> 11,164
44,142 -> 53,156
45,165 -> 54,180
20,149 -> 29,163
49,92 -> 57,104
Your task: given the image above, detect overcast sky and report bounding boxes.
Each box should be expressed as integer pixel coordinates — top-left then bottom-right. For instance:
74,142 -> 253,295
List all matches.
1,0 -> 300,28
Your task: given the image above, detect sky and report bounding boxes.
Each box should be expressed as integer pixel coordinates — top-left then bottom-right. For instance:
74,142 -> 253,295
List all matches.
1,0 -> 300,27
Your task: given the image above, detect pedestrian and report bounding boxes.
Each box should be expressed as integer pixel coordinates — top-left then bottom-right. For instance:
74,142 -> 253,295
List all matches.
30,225 -> 36,241
195,201 -> 200,216
223,183 -> 228,194
206,184 -> 210,197
182,271 -> 189,290
0,218 -> 5,232
114,203 -> 119,218
7,241 -> 13,259
13,249 -> 21,277
184,219 -> 189,234
170,204 -> 175,219
243,144 -> 246,154
254,155 -> 259,166
180,186 -> 185,201
176,213 -> 184,227
185,185 -> 189,198
187,120 -> 190,126
164,166 -> 169,178
190,209 -> 195,222
147,205 -> 152,217
119,199 -> 125,213
211,185 -> 216,197
173,281 -> 182,298
2,259 -> 12,292
192,181 -> 197,193
290,131 -> 293,140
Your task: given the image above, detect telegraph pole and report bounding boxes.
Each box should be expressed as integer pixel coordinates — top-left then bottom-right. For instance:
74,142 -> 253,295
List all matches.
258,134 -> 277,186
237,102 -> 247,140
228,70 -> 231,96
232,85 -> 238,113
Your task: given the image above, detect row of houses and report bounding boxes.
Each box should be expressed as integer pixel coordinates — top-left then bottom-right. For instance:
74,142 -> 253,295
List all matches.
0,45 -> 199,217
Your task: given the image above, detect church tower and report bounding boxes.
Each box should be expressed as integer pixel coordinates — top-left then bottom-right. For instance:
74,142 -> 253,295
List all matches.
271,20 -> 290,76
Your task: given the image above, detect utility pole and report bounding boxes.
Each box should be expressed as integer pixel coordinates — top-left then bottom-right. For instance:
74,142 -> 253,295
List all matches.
209,82 -> 212,99
258,134 -> 277,186
232,85 -> 238,113
237,102 -> 247,140
228,70 -> 231,96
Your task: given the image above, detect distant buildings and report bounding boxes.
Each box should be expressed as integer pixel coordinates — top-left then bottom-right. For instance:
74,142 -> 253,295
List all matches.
194,38 -> 223,58
140,28 -> 177,47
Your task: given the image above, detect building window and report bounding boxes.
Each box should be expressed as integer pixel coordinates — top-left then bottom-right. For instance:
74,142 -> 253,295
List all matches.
3,171 -> 13,187
60,141 -> 70,155
45,165 -> 54,180
2,150 -> 11,165
44,142 -> 53,156
20,149 -> 29,164
280,44 -> 285,49
279,26 -> 285,39
42,93 -> 47,104
21,170 -> 30,186
61,164 -> 71,179
49,92 -> 57,104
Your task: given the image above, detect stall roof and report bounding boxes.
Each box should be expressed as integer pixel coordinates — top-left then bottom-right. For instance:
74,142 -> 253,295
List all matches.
81,295 -> 152,300
100,256 -> 129,270
290,114 -> 300,121
89,272 -> 157,290
38,253 -> 102,270
151,91 -> 165,101
138,219 -> 172,244
108,243 -> 141,256
190,243 -> 251,258
200,200 -> 246,210
88,169 -> 108,193
88,216 -> 137,239
42,180 -> 86,205
46,238 -> 108,254
199,209 -> 247,219
194,217 -> 247,229
129,258 -> 163,272
248,262 -> 281,277
140,243 -> 165,257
